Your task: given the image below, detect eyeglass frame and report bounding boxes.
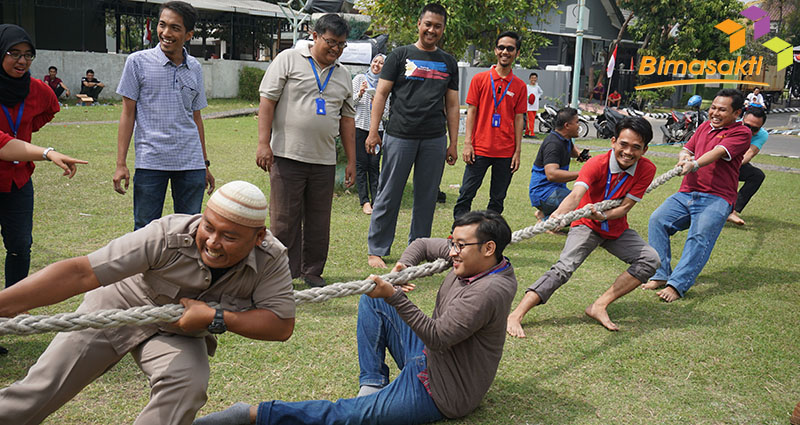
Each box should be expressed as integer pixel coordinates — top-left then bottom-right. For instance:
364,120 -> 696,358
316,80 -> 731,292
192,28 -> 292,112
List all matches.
743,123 -> 762,135
319,36 -> 348,50
495,45 -> 517,53
447,235 -> 487,254
5,51 -> 35,61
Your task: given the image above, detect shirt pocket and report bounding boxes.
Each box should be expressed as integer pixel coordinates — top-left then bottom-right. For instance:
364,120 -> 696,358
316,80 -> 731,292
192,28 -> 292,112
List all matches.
220,293 -> 254,312
145,275 -> 182,305
179,85 -> 198,111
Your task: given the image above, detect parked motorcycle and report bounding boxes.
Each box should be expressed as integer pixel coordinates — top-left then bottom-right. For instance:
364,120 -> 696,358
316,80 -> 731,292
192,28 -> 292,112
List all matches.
593,107 -> 626,139
660,95 -> 707,145
537,104 -> 590,138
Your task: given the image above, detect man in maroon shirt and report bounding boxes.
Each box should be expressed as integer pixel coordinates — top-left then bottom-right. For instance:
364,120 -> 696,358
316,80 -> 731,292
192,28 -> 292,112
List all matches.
507,117 -> 659,334
43,66 -> 70,99
643,89 -> 751,302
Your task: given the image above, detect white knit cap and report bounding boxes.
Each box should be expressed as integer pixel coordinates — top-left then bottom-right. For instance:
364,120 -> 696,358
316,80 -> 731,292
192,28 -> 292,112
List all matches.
206,181 -> 268,228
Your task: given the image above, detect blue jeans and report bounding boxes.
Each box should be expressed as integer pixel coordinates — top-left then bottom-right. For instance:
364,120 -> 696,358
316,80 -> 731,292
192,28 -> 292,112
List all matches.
648,191 -> 731,297
132,169 -> 206,230
453,156 -> 513,220
536,186 -> 571,218
0,180 -> 33,287
255,296 -> 443,425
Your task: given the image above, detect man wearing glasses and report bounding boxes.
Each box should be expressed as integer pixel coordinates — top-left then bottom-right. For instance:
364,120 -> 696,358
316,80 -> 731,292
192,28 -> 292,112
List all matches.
195,210 -> 517,425
453,31 -> 526,221
727,106 -> 768,226
256,13 -> 356,288
114,1 -> 215,230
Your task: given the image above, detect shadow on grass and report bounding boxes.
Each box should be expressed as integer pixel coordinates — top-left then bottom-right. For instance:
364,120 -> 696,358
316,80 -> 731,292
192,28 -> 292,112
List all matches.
474,379 -> 596,424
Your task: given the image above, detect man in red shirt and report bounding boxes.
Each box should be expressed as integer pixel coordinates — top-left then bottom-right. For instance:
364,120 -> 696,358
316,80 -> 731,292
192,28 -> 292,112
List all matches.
43,66 -> 70,99
453,31 -> 526,219
643,89 -> 751,302
507,116 -> 659,334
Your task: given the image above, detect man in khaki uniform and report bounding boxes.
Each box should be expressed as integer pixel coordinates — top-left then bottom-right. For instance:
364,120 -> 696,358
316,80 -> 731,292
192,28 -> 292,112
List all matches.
0,180 -> 295,425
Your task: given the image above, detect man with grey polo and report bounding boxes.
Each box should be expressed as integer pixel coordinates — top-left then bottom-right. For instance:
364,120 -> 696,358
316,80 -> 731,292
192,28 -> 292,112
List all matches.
113,1 -> 215,230
256,14 -> 356,288
0,180 -> 295,425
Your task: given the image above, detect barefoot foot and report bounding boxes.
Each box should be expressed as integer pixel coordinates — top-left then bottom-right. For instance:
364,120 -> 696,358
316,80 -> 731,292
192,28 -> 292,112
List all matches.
506,313 -> 527,338
641,279 -> 666,290
726,211 -> 745,226
368,255 -> 387,268
585,303 -> 619,331
656,286 -> 681,302
362,202 -> 373,215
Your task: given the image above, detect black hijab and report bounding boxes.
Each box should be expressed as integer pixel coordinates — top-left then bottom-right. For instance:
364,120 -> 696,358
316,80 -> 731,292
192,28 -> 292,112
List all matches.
0,24 -> 35,107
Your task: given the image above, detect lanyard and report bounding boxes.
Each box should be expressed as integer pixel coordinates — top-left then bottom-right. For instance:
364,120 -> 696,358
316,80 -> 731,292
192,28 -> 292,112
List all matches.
490,73 -> 512,112
487,260 -> 510,276
600,167 -> 629,231
308,57 -> 333,95
1,100 -> 25,137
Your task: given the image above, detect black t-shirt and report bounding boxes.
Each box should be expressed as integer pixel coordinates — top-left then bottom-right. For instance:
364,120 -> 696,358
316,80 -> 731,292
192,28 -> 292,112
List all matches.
533,131 -> 573,169
380,44 -> 459,139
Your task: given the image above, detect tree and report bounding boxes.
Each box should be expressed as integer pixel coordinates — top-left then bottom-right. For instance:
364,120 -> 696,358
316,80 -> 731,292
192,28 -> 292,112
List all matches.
762,0 -> 799,45
358,0 -> 559,68
618,0 -> 742,62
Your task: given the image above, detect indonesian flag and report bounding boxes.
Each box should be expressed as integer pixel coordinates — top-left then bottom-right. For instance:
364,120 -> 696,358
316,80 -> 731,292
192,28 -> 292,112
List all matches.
606,45 -> 617,79
143,18 -> 152,45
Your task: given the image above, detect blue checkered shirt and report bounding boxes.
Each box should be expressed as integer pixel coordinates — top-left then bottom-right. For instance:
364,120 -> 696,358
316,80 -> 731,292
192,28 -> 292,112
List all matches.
116,44 -> 208,171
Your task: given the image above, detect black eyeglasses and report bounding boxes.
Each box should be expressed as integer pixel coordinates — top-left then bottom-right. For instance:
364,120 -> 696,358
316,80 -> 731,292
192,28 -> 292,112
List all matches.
743,123 -> 761,135
495,45 -> 516,53
5,51 -> 34,61
447,236 -> 486,254
320,36 -> 347,50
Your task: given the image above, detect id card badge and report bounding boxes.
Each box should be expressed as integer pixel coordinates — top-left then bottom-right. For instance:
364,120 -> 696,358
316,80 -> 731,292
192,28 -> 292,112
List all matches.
491,113 -> 501,128
316,98 -> 326,115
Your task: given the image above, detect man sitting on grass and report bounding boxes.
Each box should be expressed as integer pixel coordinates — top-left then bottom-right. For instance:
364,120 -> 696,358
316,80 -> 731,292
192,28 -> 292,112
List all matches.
194,210 -> 517,425
507,117 -> 659,335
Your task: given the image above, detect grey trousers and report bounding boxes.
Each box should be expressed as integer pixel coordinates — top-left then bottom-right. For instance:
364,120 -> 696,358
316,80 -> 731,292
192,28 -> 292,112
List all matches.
367,133 -> 447,257
0,329 -> 210,425
527,225 -> 660,304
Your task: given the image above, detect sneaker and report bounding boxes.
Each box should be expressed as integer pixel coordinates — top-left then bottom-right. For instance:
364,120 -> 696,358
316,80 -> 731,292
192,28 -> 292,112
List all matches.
437,191 -> 446,203
303,275 -> 326,288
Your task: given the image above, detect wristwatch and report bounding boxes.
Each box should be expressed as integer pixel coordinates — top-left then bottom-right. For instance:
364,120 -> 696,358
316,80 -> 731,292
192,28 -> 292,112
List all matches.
42,147 -> 55,161
204,159 -> 211,167
207,309 -> 227,334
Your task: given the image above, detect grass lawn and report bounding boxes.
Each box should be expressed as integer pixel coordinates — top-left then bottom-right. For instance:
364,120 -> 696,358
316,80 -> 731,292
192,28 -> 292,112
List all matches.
1,113 -> 799,424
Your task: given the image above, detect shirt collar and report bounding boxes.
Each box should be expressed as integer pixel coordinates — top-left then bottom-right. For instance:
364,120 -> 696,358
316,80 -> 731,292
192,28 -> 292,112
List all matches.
154,43 -> 191,68
460,257 -> 510,285
490,65 -> 514,81
608,149 -> 637,176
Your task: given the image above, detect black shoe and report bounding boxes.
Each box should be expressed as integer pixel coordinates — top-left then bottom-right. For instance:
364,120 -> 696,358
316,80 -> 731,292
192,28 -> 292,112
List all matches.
0,345 -> 8,355
437,191 -> 446,203
303,275 -> 327,288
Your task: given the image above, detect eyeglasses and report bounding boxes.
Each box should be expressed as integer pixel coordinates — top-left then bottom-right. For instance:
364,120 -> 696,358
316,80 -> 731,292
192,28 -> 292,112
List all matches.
5,51 -> 35,61
743,123 -> 762,135
447,235 -> 486,254
495,45 -> 516,53
320,36 -> 347,50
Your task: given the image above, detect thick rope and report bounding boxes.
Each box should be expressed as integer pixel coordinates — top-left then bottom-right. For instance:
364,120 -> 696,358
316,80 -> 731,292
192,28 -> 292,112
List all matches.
0,166 -> 683,336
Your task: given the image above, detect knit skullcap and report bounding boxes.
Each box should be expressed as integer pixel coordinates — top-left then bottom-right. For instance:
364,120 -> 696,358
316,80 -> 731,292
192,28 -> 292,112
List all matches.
206,181 -> 267,228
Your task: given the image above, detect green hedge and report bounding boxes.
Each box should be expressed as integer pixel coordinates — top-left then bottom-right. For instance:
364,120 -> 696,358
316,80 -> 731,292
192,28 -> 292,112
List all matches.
238,66 -> 265,102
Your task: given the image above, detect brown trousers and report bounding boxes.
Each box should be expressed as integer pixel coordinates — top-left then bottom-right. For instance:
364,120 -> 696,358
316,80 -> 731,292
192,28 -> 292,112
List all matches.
269,156 -> 335,278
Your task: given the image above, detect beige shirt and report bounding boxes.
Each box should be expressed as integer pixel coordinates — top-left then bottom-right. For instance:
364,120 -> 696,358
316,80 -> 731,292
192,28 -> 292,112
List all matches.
85,214 -> 295,356
259,43 -> 355,165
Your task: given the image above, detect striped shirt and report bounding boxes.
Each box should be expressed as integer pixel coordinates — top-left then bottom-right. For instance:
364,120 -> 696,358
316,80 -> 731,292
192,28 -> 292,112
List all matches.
351,73 -> 388,131
116,44 -> 207,171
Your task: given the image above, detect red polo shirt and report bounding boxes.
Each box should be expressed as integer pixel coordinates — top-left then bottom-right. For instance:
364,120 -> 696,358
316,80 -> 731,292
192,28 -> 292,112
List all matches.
465,66 -> 527,158
0,78 -> 60,192
572,150 -> 656,239
680,120 -> 751,205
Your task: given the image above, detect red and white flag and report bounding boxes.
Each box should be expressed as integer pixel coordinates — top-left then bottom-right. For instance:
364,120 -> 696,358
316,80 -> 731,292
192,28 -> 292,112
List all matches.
143,18 -> 152,45
606,45 -> 617,79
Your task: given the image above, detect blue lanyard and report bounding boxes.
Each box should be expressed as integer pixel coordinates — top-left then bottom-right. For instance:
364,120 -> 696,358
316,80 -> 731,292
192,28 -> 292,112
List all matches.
308,57 -> 333,95
1,100 -> 25,137
490,73 -> 512,112
600,166 -> 629,231
487,260 -> 510,276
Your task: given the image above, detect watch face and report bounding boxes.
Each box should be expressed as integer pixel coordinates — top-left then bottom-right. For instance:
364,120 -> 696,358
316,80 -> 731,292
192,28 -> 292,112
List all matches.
208,310 -> 227,334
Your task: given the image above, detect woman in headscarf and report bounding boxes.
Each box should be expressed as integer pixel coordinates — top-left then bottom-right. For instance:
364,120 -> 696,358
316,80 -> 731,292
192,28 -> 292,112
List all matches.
352,53 -> 389,214
0,24 -> 86,296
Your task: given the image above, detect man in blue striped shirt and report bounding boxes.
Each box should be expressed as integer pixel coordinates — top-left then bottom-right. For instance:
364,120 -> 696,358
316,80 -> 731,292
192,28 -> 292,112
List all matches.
113,1 -> 215,230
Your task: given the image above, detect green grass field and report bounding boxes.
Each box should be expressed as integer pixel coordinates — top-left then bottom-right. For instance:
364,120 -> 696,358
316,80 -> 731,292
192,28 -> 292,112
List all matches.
1,106 -> 799,424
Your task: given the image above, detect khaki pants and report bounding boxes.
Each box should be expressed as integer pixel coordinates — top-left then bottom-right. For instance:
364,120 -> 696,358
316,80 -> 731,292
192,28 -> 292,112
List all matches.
0,329 -> 209,425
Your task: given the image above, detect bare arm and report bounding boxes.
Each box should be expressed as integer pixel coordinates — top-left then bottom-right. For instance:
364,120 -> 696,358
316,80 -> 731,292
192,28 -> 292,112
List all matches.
113,96 -> 136,194
0,139 -> 87,177
175,299 -> 295,341
339,116 -> 356,188
741,144 -> 760,165
544,163 -> 579,183
678,145 -> 728,174
365,79 -> 393,154
512,113 -> 524,173
0,257 -> 100,317
462,105 -> 477,164
193,110 -> 215,194
256,97 -> 277,172
444,88 -> 459,165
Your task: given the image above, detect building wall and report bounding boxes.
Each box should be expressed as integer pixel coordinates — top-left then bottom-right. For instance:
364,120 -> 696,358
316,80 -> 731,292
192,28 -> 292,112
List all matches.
30,50 -> 273,100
